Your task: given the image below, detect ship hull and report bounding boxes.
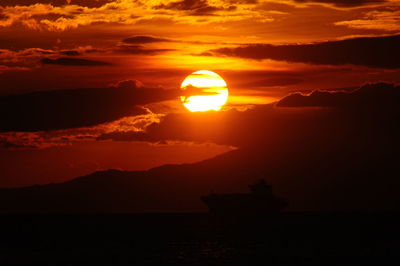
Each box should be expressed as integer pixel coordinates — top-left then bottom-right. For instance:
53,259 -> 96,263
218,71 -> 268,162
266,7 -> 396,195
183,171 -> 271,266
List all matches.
201,194 -> 288,217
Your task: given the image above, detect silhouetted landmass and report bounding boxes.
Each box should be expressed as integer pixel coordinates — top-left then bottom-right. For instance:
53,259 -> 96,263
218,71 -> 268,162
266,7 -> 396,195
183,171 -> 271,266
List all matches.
0,134 -> 399,213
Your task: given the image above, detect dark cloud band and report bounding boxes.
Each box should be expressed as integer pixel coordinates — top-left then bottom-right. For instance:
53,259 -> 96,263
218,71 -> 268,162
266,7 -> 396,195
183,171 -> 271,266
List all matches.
0,0 -> 112,8
0,81 -> 178,132
294,0 -> 387,7
122,36 -> 172,44
210,35 -> 400,69
98,82 -> 400,147
41,57 -> 111,66
277,82 -> 400,107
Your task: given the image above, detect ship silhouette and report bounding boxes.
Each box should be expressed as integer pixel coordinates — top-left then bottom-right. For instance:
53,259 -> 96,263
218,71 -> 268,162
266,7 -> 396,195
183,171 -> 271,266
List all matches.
201,179 -> 288,217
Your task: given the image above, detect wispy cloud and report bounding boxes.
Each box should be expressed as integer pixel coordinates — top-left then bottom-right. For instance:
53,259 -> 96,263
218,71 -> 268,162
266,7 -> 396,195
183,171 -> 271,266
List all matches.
0,0 -> 275,32
335,8 -> 400,31
0,108 -> 164,150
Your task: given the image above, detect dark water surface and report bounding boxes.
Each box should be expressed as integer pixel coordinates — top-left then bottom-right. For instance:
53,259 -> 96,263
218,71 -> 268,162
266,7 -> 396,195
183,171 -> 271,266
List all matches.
1,213 -> 399,265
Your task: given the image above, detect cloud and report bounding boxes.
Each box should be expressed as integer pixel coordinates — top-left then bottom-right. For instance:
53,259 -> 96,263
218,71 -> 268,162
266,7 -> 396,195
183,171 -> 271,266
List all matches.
0,0 -> 258,32
113,79 -> 143,89
277,82 -> 400,107
122,35 -> 173,44
0,111 -> 163,150
209,35 -> 400,69
0,47 -> 97,69
117,36 -> 177,55
0,0 -> 394,35
335,8 -> 400,31
153,0 -> 236,16
180,85 -> 221,101
0,1 -> 145,31
0,80 -> 178,132
0,136 -> 36,149
60,50 -> 80,56
0,65 -> 30,73
0,1 -> 113,8
41,57 -> 110,66
293,0 -> 387,8
97,82 -> 400,146
0,48 -> 54,70
97,104 -> 334,148
115,45 -> 175,55
225,0 -> 258,3
121,35 -> 237,47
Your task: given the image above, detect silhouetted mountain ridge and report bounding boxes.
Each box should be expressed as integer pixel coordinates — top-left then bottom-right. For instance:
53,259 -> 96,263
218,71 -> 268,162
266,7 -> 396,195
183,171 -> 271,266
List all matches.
0,138 -> 399,213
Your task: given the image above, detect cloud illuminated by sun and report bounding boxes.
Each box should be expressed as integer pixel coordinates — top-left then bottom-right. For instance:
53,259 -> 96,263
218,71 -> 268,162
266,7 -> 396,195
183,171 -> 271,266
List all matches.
180,70 -> 229,112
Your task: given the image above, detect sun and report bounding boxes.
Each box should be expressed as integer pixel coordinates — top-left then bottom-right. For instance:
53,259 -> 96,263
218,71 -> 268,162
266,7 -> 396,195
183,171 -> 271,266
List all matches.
180,70 -> 229,112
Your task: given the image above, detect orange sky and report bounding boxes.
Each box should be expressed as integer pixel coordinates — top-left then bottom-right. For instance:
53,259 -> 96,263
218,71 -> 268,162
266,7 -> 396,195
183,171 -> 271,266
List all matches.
0,0 -> 399,187
1,0 -> 399,94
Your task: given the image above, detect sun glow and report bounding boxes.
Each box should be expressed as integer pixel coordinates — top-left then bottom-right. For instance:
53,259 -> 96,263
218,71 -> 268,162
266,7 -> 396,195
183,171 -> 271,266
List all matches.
180,70 -> 229,112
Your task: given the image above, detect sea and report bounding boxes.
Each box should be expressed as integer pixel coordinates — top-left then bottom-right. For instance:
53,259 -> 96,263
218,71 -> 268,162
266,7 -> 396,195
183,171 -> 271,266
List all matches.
1,213 -> 399,265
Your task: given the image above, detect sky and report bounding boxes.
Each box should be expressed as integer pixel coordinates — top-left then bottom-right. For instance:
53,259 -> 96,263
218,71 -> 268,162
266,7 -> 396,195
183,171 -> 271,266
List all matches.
0,0 -> 400,189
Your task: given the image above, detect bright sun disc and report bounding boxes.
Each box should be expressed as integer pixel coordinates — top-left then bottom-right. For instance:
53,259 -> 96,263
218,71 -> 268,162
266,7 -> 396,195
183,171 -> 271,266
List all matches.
180,70 -> 229,112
